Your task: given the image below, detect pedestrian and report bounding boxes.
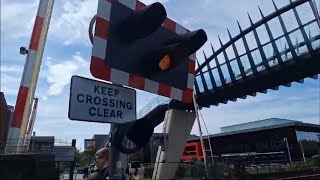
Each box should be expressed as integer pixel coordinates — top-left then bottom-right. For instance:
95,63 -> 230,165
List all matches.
88,147 -> 130,180
128,164 -> 144,180
88,148 -> 109,180
83,166 -> 89,180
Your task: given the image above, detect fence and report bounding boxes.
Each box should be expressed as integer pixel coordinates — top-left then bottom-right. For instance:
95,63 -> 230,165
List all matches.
0,138 -> 72,154
135,157 -> 320,179
244,158 -> 319,175
137,96 -> 170,119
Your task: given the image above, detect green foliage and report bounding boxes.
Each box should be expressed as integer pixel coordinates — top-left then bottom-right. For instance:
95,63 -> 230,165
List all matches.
308,156 -> 320,167
176,163 -> 194,177
74,149 -> 94,167
300,140 -> 319,158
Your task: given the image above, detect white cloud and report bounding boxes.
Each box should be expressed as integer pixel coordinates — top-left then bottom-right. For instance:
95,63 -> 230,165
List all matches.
0,0 -> 163,47
1,0 -> 319,151
46,0 -> 168,46
32,91 -> 110,149
0,65 -> 23,97
0,74 -> 21,96
48,0 -> 98,46
0,0 -> 37,40
45,53 -> 90,96
1,65 -> 24,73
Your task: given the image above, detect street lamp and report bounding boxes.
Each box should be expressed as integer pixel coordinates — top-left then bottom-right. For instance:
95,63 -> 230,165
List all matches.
283,138 -> 292,164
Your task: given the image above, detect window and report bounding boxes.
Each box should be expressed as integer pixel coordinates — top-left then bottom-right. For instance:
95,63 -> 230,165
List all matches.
183,145 -> 197,156
296,130 -> 320,142
295,130 -> 320,158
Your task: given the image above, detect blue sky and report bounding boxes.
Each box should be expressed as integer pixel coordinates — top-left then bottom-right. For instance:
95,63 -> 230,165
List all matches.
1,0 -> 319,150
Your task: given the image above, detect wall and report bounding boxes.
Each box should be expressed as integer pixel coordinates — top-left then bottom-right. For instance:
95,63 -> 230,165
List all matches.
212,126 -> 308,161
0,92 -> 9,154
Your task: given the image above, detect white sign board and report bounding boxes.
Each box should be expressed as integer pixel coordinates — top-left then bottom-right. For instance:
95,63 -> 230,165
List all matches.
52,146 -> 76,162
69,76 -> 136,123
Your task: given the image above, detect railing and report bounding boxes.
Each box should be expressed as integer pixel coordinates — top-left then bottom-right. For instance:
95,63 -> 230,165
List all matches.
121,158 -> 320,179
195,0 -> 320,94
54,139 -> 73,146
137,96 -> 170,119
0,138 -> 72,154
196,21 -> 320,93
237,33 -> 320,80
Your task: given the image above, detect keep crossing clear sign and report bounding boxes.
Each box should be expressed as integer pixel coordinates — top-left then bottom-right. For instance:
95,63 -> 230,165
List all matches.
68,76 -> 136,124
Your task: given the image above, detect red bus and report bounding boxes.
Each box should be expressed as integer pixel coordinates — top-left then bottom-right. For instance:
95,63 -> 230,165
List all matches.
182,140 -> 213,161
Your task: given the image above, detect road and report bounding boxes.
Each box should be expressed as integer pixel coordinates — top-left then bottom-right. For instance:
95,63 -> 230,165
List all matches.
60,173 -> 84,180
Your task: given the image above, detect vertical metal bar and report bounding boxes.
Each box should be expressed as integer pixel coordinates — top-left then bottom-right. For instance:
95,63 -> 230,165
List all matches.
296,38 -> 300,55
248,13 -> 270,70
109,124 -> 123,179
193,95 -> 209,179
284,138 -> 292,164
211,45 -> 226,86
194,78 -> 201,95
284,43 -> 288,60
227,29 -> 246,79
197,60 -> 209,92
290,0 -> 313,52
218,37 -> 236,82
31,132 -> 35,152
299,142 -> 306,163
24,98 -> 38,153
310,0 -> 320,28
237,21 -> 258,74
69,139 -> 76,180
203,50 -> 217,88
272,0 -> 297,58
198,110 -> 214,165
258,6 -> 283,64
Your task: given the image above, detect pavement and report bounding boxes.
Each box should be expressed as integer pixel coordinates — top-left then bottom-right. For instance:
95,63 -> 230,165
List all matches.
60,173 -> 84,180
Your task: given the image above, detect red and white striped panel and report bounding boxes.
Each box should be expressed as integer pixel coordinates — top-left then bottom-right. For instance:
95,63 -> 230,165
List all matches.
90,0 -> 195,103
9,0 -> 48,139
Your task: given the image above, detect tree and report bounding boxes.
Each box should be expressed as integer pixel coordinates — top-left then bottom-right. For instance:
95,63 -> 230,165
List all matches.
300,140 -> 319,158
74,149 -> 94,167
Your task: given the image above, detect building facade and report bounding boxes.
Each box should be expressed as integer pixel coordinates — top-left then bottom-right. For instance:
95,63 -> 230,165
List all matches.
0,92 -> 10,154
84,134 -> 109,154
184,118 -> 320,163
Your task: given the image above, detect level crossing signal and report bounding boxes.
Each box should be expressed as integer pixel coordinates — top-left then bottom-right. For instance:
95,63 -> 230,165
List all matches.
90,0 -> 207,103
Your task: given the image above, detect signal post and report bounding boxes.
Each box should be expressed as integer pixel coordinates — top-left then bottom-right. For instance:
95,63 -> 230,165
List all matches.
69,0 -> 207,178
